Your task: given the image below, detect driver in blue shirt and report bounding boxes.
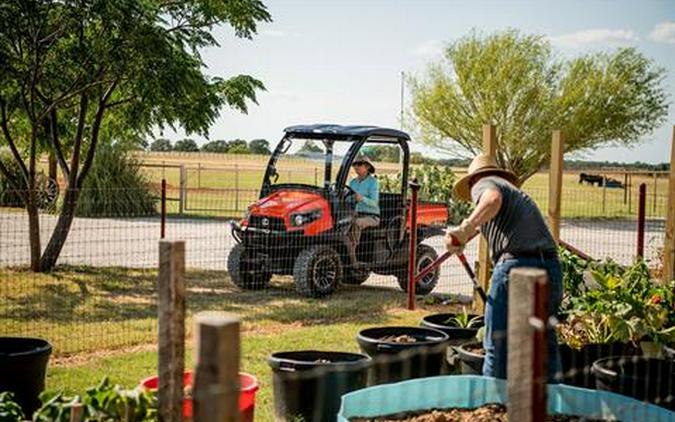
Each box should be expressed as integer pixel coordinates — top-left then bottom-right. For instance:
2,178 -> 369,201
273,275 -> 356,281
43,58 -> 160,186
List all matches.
348,156 -> 380,266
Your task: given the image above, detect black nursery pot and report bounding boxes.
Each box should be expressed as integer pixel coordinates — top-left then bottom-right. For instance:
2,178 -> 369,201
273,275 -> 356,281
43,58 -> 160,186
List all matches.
456,341 -> 485,375
356,326 -> 448,386
559,342 -> 639,389
419,313 -> 484,346
0,337 -> 52,416
592,356 -> 675,410
268,350 -> 370,422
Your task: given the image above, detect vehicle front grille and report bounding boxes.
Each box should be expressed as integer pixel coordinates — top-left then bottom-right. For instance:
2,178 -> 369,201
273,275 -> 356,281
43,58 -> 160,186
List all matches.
248,215 -> 286,232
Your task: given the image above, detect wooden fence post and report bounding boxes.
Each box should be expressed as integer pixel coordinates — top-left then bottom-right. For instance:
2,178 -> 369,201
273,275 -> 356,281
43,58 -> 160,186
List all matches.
193,313 -> 241,422
234,164 -> 240,212
475,124 -> 496,313
158,241 -> 186,422
653,172 -> 658,214
602,173 -> 607,214
508,267 -> 549,422
178,165 -> 186,215
664,126 -> 675,282
548,131 -> 564,242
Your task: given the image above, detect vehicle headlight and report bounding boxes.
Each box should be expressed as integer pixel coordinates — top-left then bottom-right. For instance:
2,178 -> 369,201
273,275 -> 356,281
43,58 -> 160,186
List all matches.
291,209 -> 323,227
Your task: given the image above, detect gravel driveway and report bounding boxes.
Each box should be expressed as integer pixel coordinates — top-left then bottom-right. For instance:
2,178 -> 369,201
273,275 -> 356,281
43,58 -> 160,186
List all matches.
0,212 -> 665,298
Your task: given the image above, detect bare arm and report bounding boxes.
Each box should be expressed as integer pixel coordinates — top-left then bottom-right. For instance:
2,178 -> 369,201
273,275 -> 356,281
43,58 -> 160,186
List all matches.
466,188 -> 502,228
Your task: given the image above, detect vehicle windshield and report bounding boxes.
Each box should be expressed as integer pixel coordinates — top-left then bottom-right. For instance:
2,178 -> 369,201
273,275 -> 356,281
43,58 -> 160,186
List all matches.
266,137 -> 348,188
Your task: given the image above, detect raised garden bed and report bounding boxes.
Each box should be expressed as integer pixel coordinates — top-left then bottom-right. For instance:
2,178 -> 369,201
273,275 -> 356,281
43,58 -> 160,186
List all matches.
338,375 -> 675,422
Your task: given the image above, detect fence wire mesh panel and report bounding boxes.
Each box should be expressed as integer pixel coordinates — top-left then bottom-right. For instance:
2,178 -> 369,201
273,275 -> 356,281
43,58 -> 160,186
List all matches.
1,165 -> 673,421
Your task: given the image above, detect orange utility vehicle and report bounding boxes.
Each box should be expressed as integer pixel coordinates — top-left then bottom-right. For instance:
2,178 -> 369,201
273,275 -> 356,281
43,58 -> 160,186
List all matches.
228,124 -> 448,297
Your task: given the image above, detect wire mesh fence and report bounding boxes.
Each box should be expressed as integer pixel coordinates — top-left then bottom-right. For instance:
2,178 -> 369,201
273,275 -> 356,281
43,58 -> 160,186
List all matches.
1,167 -> 673,421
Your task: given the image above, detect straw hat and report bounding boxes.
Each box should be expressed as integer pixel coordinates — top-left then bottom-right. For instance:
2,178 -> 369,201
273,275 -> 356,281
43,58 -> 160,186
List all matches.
453,154 -> 519,202
352,155 -> 376,174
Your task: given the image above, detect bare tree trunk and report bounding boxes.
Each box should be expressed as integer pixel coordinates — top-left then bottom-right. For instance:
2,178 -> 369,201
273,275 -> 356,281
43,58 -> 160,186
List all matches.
26,194 -> 41,272
39,185 -> 79,271
48,153 -> 57,181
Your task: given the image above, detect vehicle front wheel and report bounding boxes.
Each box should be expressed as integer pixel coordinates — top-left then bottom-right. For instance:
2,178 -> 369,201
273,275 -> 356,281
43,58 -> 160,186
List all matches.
396,244 -> 439,295
293,246 -> 342,297
227,244 -> 271,290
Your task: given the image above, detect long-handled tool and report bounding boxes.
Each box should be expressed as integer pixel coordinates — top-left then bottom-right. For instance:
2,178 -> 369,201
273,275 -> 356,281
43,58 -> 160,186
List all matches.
415,237 -> 488,304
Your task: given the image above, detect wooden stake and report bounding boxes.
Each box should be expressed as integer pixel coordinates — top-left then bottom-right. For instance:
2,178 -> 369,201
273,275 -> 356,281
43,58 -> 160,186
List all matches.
475,124 -> 496,313
548,131 -> 564,241
158,241 -> 186,422
508,267 -> 549,422
193,313 -> 241,422
664,126 -> 675,281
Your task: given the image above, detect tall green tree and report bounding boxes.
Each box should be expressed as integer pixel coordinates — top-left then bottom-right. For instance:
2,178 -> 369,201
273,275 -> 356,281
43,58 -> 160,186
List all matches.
174,138 -> 199,152
150,138 -> 173,152
249,138 -> 270,155
0,0 -> 270,271
409,30 -> 668,180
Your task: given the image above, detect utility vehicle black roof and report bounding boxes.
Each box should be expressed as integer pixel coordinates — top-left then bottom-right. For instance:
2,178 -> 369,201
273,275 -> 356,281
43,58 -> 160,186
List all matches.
284,124 -> 410,141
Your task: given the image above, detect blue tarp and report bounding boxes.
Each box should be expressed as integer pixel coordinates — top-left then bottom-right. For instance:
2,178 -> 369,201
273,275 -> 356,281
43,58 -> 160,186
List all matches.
338,375 -> 675,421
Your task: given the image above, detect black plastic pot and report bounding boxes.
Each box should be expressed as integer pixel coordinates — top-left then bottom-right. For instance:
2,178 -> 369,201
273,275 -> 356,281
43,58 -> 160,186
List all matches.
559,342 -> 639,389
456,341 -> 484,375
356,326 -> 448,385
592,356 -> 675,410
419,313 -> 484,345
420,313 -> 484,373
664,344 -> 675,361
268,350 -> 370,422
0,337 -> 52,416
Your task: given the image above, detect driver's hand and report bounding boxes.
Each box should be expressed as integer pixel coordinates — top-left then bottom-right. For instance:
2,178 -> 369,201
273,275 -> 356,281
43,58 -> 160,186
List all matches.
355,193 -> 363,202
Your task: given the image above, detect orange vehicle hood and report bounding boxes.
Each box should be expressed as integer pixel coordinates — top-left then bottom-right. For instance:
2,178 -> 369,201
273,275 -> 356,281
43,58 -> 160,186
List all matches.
250,190 -> 328,216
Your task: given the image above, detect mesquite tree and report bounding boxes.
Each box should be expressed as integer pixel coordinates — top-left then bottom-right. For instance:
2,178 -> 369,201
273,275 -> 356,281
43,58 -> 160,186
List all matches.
409,30 -> 669,180
0,0 -> 270,271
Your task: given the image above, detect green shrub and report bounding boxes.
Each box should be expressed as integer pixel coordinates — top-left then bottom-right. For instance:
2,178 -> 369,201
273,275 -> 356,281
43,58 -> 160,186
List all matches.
76,142 -> 158,217
0,392 -> 25,422
0,150 -> 25,207
379,164 -> 472,225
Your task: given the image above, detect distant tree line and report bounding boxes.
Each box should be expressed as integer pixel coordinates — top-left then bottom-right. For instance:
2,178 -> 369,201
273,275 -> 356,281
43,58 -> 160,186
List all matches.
149,138 -> 271,155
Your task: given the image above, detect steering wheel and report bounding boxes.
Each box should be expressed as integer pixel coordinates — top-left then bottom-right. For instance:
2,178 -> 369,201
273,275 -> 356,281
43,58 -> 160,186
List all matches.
343,185 -> 357,198
268,167 -> 280,183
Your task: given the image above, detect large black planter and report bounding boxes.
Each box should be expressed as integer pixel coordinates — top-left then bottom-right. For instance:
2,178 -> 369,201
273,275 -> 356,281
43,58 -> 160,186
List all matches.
419,313 -> 483,345
268,350 -> 370,422
559,342 -> 639,389
456,341 -> 484,375
0,337 -> 52,416
592,356 -> 675,410
356,326 -> 448,385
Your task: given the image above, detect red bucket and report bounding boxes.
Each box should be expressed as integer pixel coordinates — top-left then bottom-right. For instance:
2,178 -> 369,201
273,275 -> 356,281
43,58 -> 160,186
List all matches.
140,371 -> 259,421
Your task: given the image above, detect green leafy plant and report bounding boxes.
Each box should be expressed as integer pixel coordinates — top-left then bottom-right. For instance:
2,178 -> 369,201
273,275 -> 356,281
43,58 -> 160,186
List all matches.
33,378 -> 157,422
0,392 -> 25,422
443,307 -> 483,328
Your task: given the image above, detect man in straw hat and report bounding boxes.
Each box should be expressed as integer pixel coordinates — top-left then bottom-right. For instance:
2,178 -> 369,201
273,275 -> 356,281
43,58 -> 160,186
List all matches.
348,155 -> 380,267
446,154 -> 562,382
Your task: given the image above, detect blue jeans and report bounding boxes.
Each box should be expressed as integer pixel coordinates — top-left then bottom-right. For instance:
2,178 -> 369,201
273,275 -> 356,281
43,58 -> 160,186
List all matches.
482,256 -> 563,382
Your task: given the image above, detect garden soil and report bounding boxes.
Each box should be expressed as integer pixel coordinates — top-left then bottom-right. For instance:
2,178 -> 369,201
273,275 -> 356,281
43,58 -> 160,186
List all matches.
351,404 -> 614,422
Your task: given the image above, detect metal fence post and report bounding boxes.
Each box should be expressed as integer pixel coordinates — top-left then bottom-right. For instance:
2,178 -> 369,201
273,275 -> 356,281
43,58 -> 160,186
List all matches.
161,179 -> 166,239
158,241 -> 186,422
637,184 -> 646,259
407,180 -> 420,311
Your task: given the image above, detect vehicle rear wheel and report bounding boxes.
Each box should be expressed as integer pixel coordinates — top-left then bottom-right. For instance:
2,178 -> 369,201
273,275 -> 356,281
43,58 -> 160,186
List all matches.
227,244 -> 271,290
396,244 -> 439,295
293,246 -> 342,297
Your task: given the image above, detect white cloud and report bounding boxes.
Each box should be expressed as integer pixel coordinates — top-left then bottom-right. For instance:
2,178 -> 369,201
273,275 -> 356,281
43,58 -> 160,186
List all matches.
260,29 -> 287,38
650,21 -> 675,44
549,29 -> 638,48
410,39 -> 445,57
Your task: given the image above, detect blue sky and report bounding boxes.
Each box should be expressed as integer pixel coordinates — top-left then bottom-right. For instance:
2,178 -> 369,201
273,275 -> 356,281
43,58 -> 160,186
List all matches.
165,0 -> 675,163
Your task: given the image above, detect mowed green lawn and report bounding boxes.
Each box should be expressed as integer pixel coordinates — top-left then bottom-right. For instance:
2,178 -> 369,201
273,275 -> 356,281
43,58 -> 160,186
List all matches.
1,265 -> 455,421
134,152 -> 670,219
